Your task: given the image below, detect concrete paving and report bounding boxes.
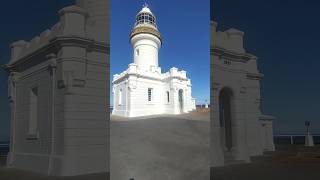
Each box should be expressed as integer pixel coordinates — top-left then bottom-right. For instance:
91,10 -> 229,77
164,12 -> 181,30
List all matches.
110,111 -> 210,180
0,110 -> 210,180
212,145 -> 320,180
0,168 -> 107,180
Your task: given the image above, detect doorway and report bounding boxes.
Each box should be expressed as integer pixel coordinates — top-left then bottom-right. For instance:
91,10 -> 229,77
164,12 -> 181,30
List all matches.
178,89 -> 184,113
219,88 -> 233,152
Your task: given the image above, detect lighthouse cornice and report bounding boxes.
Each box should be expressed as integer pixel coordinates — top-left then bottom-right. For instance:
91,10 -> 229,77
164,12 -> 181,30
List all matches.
130,26 -> 161,42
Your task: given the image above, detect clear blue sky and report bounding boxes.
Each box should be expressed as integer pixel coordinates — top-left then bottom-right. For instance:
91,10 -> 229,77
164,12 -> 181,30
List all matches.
110,0 -> 210,105
213,0 -> 320,134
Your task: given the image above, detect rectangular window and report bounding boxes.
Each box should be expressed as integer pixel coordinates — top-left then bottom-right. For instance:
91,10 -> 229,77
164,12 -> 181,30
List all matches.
167,91 -> 170,103
148,88 -> 153,102
118,89 -> 122,105
28,87 -> 38,135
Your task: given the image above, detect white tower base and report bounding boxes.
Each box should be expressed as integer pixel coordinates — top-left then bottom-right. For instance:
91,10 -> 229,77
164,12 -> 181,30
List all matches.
305,132 -> 314,147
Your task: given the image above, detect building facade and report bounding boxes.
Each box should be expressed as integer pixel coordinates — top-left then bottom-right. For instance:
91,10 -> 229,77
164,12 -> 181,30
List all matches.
112,6 -> 196,117
4,0 -> 109,176
210,21 -> 275,167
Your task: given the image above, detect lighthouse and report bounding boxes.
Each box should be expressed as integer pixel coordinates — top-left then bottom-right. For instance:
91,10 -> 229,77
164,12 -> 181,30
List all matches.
112,5 -> 196,117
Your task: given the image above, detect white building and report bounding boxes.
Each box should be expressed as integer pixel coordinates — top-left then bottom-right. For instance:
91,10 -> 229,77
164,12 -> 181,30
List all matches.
210,21 -> 275,167
4,0 -> 109,176
112,5 -> 196,117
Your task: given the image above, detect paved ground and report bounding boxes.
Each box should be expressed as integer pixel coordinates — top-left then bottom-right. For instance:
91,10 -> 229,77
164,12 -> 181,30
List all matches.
1,157 -> 107,180
212,145 -> 320,180
0,110 -> 210,180
0,156 -> 6,167
0,168 -> 108,180
110,110 -> 210,180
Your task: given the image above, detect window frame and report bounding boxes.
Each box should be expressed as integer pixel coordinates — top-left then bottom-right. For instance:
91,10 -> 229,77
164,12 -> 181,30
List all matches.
27,86 -> 39,139
148,88 -> 153,102
118,88 -> 122,106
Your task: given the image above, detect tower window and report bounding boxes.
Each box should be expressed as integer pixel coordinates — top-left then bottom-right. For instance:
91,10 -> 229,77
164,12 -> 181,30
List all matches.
28,87 -> 38,135
136,49 -> 139,56
167,91 -> 170,103
148,88 -> 153,102
118,89 -> 122,105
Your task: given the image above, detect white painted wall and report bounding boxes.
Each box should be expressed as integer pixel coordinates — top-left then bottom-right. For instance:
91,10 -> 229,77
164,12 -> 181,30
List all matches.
260,116 -> 275,151
6,0 -> 110,176
112,67 -> 196,117
210,21 -> 275,167
131,33 -> 161,72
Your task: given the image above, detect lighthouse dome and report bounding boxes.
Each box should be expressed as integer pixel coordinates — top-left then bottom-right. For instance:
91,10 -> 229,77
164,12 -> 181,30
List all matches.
130,4 -> 161,41
139,6 -> 153,14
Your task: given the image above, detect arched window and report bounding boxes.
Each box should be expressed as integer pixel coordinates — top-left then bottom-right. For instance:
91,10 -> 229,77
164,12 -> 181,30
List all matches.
28,87 -> 38,135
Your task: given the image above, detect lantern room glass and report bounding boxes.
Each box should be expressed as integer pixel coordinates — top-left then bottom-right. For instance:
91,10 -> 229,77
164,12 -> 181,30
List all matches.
135,12 -> 157,27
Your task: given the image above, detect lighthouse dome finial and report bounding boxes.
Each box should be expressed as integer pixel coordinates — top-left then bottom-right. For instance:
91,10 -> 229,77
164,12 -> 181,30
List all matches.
143,2 -> 148,8
139,3 -> 152,14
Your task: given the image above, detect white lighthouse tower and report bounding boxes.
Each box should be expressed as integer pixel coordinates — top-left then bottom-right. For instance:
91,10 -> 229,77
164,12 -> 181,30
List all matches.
112,4 -> 196,117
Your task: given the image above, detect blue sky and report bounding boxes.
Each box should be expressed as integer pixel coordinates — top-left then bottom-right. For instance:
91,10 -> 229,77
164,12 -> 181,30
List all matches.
110,0 -> 210,105
213,0 -> 320,134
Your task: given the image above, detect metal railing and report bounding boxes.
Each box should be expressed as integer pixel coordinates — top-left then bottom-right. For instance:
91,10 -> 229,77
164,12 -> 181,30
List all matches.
0,142 -> 9,157
274,134 -> 320,145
